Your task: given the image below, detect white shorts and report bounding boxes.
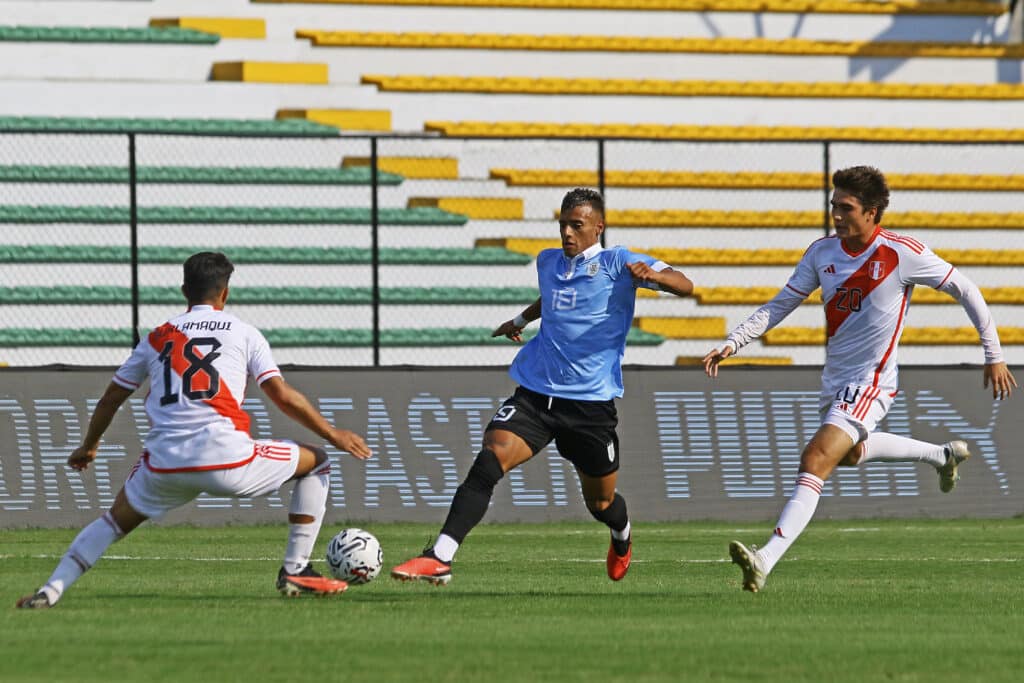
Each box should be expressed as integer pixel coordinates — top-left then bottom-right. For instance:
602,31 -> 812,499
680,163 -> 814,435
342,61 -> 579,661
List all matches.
124,440 -> 301,519
819,384 -> 895,445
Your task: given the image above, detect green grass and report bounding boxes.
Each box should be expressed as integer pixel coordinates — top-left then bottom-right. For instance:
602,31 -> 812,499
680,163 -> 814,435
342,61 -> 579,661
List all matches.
2,520 -> 1022,683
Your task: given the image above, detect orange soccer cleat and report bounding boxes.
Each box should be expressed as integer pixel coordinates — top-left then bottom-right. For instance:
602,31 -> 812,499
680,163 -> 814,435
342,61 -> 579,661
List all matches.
390,553 -> 452,586
607,538 -> 632,581
276,565 -> 348,597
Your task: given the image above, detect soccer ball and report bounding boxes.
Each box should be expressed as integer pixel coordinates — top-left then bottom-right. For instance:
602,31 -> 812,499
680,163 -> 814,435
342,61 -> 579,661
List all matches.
325,528 -> 383,584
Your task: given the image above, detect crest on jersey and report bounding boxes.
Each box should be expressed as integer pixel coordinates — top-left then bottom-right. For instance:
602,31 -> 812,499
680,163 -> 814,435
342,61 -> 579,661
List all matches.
586,261 -> 600,276
869,260 -> 886,280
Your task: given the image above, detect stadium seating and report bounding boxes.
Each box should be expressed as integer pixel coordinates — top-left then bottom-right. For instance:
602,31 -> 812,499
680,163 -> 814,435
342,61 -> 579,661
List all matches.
0,25 -> 218,44
0,0 -> 1020,367
363,74 -> 1024,99
0,244 -> 530,265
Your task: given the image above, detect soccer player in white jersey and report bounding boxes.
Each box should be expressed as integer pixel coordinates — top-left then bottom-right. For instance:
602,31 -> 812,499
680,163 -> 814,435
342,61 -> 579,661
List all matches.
390,188 -> 694,585
17,252 -> 372,608
702,166 -> 1017,592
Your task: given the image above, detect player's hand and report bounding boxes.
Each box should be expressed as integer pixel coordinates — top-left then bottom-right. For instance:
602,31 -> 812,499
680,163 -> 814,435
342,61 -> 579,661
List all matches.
68,446 -> 98,472
702,346 -> 734,378
331,429 -> 372,460
626,261 -> 658,286
492,320 -> 525,343
983,362 -> 1017,400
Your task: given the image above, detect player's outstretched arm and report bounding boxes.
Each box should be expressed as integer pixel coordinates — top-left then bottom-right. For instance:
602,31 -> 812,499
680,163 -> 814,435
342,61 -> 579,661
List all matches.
260,377 -> 372,459
702,344 -> 735,378
984,362 -> 1017,400
492,297 -> 542,342
69,382 -> 135,471
626,262 -> 693,297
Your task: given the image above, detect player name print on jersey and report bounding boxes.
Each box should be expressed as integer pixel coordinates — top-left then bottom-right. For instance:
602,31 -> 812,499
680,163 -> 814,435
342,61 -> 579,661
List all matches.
177,320 -> 233,332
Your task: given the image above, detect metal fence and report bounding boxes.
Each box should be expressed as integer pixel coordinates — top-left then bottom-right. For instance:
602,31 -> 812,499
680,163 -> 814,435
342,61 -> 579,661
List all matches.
1,132 -> 1021,367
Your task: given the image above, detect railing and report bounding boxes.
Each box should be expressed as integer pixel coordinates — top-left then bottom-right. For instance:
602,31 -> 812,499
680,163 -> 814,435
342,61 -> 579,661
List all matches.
1,130 -> 1021,366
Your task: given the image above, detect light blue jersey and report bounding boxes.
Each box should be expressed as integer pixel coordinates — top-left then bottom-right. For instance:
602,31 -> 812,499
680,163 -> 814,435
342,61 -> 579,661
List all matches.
509,243 -> 667,401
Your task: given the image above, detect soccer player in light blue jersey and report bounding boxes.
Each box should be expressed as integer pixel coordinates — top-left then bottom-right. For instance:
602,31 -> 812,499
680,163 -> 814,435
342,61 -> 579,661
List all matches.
392,188 -> 694,585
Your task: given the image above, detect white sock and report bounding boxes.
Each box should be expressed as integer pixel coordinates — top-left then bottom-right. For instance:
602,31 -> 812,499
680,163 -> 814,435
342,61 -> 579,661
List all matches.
284,465 -> 329,574
41,511 -> 124,605
612,521 -> 631,542
859,432 -> 946,468
432,533 -> 459,563
758,472 -> 823,574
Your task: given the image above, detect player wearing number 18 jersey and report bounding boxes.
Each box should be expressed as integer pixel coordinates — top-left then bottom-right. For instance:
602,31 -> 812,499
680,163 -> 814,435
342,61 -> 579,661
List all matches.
17,252 -> 373,609
703,166 -> 1017,593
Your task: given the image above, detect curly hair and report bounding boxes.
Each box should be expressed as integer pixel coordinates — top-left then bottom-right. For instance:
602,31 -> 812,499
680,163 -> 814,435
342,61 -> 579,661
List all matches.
560,187 -> 605,220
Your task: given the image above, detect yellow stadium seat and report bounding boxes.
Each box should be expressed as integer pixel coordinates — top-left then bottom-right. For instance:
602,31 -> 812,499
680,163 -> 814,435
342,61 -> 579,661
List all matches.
365,74 -> 1024,100
150,18 -> 267,39
426,121 -> 1024,143
343,156 -> 459,178
490,168 -> 1024,192
297,30 -> 1024,59
211,62 -> 328,84
408,197 -> 524,219
276,109 -> 392,131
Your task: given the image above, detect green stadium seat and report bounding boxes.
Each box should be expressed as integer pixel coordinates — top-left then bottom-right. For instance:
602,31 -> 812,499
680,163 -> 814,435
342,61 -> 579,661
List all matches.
0,245 -> 532,265
0,326 -> 663,347
0,205 -> 468,225
0,165 -> 403,185
0,25 -> 218,44
0,286 -> 541,305
0,116 -> 339,136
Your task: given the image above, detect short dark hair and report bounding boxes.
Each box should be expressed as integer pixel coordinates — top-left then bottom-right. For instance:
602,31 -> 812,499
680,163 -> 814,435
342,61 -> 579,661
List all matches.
182,252 -> 234,303
561,187 -> 604,220
832,165 -> 890,224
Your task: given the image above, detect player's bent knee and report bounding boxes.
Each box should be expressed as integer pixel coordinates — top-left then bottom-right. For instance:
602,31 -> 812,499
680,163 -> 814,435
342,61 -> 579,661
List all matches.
309,445 -> 328,467
838,444 -> 864,467
463,448 -> 504,494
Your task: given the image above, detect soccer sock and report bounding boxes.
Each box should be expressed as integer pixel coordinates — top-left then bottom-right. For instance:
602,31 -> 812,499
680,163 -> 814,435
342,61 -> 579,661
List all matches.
431,533 -> 459,564
758,472 -> 824,574
284,463 -> 330,575
858,432 -> 947,468
588,493 -> 631,555
40,511 -> 124,605
437,448 -> 505,556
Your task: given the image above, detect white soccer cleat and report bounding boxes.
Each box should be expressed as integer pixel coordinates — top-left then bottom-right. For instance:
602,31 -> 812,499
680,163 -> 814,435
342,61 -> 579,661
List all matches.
729,541 -> 767,593
938,440 -> 971,493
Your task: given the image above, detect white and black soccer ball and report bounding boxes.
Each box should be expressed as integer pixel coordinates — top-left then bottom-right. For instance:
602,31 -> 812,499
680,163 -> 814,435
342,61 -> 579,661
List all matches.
325,528 -> 383,584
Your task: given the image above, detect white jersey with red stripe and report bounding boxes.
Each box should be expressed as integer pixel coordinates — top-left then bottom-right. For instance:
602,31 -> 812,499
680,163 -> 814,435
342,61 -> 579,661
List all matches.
111,304 -> 282,471
724,227 -> 1003,395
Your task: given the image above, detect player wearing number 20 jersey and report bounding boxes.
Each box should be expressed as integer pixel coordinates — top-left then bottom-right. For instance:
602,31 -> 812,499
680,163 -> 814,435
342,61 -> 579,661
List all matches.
708,166 -> 1015,595
112,305 -> 282,472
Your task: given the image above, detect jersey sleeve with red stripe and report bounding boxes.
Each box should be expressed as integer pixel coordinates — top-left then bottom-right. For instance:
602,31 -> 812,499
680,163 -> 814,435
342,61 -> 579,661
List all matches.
112,340 -> 153,391
247,328 -> 282,386
885,231 -> 956,289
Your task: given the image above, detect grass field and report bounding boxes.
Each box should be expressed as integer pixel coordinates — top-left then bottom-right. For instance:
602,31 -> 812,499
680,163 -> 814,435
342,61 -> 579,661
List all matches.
3,519 -> 1022,683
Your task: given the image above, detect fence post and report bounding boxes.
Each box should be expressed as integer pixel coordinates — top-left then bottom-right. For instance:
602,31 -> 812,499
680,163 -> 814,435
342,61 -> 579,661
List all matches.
129,132 -> 140,348
822,140 -> 831,238
370,136 -> 380,367
597,137 -> 606,247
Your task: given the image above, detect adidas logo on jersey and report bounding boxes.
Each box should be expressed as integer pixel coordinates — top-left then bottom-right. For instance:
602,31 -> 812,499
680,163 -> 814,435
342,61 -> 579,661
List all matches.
823,264 -> 836,274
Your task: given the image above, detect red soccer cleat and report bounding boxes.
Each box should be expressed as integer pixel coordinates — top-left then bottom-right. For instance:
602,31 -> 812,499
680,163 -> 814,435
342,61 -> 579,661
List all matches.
276,565 -> 348,597
390,554 -> 452,586
607,538 -> 632,581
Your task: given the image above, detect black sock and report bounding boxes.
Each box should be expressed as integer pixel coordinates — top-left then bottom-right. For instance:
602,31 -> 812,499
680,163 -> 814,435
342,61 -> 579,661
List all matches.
589,493 -> 630,555
439,448 -> 505,544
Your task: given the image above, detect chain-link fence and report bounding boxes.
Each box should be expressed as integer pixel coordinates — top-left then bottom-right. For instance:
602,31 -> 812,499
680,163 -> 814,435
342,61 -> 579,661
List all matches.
1,133 -> 1021,367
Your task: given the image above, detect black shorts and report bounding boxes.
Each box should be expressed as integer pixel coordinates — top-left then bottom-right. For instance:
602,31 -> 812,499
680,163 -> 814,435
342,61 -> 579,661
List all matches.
485,386 -> 620,477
